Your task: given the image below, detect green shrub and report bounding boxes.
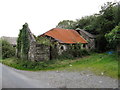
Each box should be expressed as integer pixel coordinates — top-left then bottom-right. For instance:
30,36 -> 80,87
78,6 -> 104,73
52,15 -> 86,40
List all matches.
36,36 -> 51,46
1,40 -> 15,59
57,45 -> 89,60
70,49 -> 89,57
105,25 -> 120,49
80,49 -> 90,56
57,51 -> 74,60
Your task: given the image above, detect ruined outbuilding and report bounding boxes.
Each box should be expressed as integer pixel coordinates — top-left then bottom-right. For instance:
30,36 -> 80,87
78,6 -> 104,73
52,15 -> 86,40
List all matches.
39,28 -> 88,59
17,24 -> 89,61
16,23 -> 50,61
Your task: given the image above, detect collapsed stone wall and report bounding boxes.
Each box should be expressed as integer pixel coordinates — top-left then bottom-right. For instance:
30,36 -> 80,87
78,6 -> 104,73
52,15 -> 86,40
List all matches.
18,23 -> 73,61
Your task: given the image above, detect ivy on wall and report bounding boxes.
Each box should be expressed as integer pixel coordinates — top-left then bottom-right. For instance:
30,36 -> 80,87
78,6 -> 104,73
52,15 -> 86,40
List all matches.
36,36 -> 51,46
17,23 -> 30,60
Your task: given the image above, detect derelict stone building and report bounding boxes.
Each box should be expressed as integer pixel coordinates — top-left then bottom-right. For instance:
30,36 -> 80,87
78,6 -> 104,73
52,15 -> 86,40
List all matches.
25,26 -> 50,61
39,28 -> 88,58
17,24 -> 97,61
23,27 -> 88,61
16,23 -> 50,61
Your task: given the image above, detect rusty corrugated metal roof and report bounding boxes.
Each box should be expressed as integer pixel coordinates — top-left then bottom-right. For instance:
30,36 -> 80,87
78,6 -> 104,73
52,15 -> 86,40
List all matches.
40,28 -> 87,44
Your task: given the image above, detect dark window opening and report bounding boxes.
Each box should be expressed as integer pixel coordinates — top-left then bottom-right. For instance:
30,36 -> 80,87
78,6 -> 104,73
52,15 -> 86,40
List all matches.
60,46 -> 64,50
83,44 -> 85,48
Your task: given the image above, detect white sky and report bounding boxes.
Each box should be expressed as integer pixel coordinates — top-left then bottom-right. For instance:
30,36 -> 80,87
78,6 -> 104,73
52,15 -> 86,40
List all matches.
0,0 -> 118,37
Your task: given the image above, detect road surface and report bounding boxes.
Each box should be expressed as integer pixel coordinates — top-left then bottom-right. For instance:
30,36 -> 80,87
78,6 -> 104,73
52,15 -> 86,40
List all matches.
1,63 -> 51,88
0,63 -> 118,88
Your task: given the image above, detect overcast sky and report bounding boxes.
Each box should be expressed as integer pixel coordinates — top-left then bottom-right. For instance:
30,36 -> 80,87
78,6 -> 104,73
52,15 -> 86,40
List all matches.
0,0 -> 118,37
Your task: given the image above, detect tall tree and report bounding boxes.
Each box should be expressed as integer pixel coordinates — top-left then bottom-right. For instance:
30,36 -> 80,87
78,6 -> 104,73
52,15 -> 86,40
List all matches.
56,20 -> 76,29
76,15 -> 96,30
94,2 -> 116,52
114,2 -> 120,25
55,1 -> 120,52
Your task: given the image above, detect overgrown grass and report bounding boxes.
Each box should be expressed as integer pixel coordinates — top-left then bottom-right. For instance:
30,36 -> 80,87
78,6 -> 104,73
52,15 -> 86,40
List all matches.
2,57 -> 72,71
59,53 -> 119,78
2,52 -> 119,78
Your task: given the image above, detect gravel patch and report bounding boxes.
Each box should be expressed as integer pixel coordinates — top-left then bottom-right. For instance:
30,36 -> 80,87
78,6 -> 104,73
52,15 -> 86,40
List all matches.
16,70 -> 118,88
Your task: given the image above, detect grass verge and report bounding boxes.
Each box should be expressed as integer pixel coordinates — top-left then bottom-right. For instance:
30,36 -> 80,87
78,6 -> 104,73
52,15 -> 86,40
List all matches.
2,52 -> 119,79
59,53 -> 119,79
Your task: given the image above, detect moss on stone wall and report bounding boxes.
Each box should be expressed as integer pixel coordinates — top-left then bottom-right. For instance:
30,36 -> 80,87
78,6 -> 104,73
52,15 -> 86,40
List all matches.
17,23 -> 30,60
36,36 -> 51,46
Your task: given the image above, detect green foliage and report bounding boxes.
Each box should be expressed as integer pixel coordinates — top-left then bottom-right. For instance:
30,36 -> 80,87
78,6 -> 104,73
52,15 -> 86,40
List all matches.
94,2 -> 119,51
2,57 -> 69,70
56,20 -> 76,29
17,29 -> 22,58
36,36 -> 51,46
105,24 -> 120,49
114,2 -> 120,25
17,23 -> 30,60
56,2 -> 120,52
22,24 -> 30,57
95,35 -> 108,52
76,15 -> 97,30
77,2 -> 119,51
1,40 -> 15,59
57,44 -> 89,59
83,2 -> 116,35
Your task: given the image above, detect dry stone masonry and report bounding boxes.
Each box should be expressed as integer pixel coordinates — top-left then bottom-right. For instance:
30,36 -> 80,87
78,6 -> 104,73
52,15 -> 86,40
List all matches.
17,23 -> 50,61
27,29 -> 50,61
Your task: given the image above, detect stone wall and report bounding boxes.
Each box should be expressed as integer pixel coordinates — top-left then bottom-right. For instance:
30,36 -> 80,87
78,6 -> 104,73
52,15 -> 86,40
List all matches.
28,41 -> 36,61
28,42 -> 50,61
35,44 -> 50,61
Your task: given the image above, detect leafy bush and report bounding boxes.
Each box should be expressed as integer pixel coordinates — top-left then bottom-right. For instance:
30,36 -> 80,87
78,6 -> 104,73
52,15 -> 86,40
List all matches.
105,25 -> 120,49
1,40 -> 15,59
36,36 -> 51,45
80,49 -> 90,55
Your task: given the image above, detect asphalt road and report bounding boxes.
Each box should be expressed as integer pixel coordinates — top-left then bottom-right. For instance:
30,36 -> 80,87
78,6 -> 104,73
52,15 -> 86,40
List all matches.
0,63 -> 118,88
1,63 -> 51,88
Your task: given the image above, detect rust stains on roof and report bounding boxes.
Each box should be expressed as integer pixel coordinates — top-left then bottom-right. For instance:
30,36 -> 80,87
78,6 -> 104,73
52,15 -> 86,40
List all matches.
40,28 -> 87,44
